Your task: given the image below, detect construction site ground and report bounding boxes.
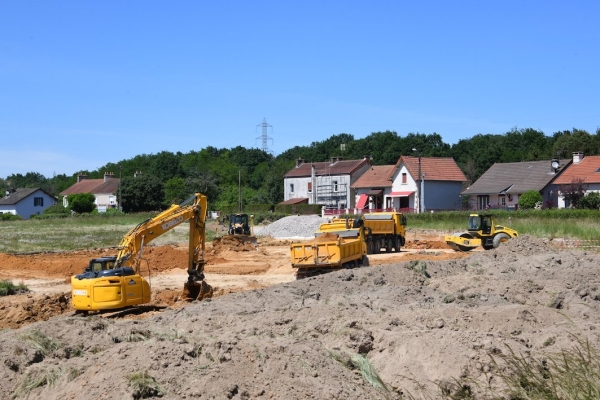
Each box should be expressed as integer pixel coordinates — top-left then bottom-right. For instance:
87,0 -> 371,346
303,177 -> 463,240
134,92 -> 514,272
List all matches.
1,227 -> 599,398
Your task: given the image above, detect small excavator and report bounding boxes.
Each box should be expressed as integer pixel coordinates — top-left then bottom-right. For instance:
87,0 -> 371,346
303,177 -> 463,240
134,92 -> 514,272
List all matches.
71,193 -> 212,312
444,213 -> 519,251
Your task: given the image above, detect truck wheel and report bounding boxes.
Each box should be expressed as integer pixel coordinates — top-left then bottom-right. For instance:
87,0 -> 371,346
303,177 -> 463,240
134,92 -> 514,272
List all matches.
374,239 -> 381,254
367,239 -> 375,255
493,233 -> 510,248
361,255 -> 369,266
386,238 -> 393,252
393,236 -> 401,252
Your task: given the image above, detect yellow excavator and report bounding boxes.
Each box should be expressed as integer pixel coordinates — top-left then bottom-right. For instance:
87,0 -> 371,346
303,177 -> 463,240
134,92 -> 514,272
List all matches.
71,193 -> 212,312
444,213 -> 519,251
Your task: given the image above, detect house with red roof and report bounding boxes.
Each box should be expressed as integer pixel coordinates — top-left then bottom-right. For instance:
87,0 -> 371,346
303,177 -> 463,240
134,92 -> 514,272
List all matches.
550,152 -> 600,208
60,172 -> 121,211
282,156 -> 372,212
351,156 -> 466,213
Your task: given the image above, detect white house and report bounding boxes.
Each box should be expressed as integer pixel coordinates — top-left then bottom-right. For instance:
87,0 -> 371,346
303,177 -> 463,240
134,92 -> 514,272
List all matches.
0,188 -> 57,219
352,156 -> 466,213
283,156 -> 372,211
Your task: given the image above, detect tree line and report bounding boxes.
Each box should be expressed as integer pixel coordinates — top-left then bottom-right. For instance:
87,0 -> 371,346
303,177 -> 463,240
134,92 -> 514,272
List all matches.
2,127 -> 599,211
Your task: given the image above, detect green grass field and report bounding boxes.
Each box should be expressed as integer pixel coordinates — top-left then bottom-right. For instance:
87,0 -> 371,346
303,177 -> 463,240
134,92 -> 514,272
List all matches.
1,209 -> 599,254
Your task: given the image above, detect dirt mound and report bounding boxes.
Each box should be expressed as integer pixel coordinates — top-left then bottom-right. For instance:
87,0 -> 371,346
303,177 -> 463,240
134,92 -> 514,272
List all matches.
212,235 -> 257,253
0,292 -> 71,329
4,232 -> 599,398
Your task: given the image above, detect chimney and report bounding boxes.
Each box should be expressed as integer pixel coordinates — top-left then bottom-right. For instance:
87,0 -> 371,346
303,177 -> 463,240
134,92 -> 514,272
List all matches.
573,152 -> 584,164
77,173 -> 88,183
330,156 -> 340,165
104,171 -> 115,182
296,158 -> 304,168
364,155 -> 371,162
134,171 -> 143,178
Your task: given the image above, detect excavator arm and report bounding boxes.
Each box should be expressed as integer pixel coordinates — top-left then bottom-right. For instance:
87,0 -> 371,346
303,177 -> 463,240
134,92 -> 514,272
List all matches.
115,193 -> 208,283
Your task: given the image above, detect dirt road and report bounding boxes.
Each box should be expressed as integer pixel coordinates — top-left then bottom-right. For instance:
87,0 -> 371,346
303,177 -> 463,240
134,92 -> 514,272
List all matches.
0,233 -> 467,329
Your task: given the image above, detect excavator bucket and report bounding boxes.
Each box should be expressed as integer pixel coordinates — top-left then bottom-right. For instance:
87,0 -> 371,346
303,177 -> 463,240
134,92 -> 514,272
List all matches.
182,280 -> 213,302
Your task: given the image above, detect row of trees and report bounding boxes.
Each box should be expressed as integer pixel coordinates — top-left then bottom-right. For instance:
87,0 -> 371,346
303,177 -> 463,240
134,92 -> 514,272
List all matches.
3,127 -> 600,211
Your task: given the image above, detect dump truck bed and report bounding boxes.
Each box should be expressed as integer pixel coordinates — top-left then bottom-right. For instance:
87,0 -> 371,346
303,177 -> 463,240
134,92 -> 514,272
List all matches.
290,235 -> 365,269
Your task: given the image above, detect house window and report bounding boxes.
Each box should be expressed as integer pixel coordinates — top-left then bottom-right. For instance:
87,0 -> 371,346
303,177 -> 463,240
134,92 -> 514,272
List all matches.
34,197 -> 44,207
290,183 -> 294,193
402,173 -> 407,184
333,180 -> 338,192
307,182 -> 312,193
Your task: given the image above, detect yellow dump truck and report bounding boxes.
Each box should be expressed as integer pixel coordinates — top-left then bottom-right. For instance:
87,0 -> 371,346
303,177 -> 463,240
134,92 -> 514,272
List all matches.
361,212 -> 407,253
290,218 -> 369,278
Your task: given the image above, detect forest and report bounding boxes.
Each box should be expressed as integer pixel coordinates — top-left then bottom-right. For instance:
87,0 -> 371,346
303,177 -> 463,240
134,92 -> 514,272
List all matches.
2,127 -> 599,210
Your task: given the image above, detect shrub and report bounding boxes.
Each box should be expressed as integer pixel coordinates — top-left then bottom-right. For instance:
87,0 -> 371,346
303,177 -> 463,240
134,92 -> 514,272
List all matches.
67,193 -> 96,214
577,191 -> 600,209
519,190 -> 542,210
0,280 -> 29,296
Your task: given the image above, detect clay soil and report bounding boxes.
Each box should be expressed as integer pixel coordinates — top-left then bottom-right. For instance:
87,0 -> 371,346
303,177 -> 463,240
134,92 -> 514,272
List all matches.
1,232 -> 599,399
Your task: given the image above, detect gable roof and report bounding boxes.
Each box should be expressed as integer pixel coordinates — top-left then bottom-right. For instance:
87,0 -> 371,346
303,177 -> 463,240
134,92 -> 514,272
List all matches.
552,155 -> 600,185
398,156 -> 466,182
60,178 -> 120,196
284,158 -> 370,178
0,188 -> 57,205
351,165 -> 395,189
462,160 -> 569,196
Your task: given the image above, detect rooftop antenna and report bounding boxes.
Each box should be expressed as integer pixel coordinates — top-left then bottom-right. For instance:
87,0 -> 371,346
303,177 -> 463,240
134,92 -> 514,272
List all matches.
256,117 -> 274,153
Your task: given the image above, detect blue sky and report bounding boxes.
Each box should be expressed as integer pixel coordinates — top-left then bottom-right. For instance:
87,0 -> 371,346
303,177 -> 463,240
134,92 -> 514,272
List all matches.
1,1 -> 599,178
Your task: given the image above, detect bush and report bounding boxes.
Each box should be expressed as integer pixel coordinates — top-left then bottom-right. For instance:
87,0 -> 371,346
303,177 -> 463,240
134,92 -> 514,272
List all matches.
68,193 -> 96,214
0,280 -> 29,296
577,191 -> 600,209
519,190 -> 542,210
0,213 -> 22,221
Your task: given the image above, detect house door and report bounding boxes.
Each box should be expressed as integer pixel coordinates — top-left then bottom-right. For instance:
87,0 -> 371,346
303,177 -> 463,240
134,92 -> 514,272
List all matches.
477,195 -> 489,210
400,196 -> 409,209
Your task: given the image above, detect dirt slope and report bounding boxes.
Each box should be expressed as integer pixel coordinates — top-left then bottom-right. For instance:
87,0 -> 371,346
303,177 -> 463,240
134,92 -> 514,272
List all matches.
1,234 -> 599,398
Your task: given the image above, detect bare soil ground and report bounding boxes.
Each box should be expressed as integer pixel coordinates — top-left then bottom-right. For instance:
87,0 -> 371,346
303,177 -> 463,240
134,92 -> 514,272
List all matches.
1,231 -> 598,399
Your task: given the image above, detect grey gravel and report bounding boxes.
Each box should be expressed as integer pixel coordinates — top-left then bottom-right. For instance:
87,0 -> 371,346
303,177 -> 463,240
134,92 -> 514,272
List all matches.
254,215 -> 328,239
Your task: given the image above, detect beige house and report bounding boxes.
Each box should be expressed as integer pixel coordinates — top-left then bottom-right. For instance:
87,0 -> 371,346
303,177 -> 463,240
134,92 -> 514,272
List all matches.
60,172 -> 120,211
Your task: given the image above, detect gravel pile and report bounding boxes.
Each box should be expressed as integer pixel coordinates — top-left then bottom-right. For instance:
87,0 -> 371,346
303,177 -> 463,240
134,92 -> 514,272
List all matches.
255,214 -> 328,239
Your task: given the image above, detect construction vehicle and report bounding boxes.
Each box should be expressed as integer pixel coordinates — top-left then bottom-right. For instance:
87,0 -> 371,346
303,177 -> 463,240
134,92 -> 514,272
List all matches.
226,213 -> 257,245
71,193 -> 212,312
444,213 -> 519,252
361,212 -> 407,254
290,218 -> 370,278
